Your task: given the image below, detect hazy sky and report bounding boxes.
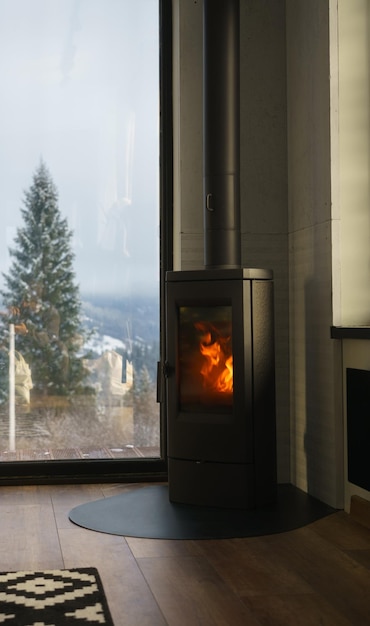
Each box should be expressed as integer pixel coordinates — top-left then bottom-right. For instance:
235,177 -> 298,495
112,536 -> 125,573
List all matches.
0,0 -> 159,297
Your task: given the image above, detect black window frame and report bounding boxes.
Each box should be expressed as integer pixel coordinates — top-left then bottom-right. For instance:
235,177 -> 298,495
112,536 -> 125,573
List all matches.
0,0 -> 173,486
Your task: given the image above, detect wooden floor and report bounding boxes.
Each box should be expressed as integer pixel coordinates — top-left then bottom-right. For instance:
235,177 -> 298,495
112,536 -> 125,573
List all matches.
1,483 -> 370,625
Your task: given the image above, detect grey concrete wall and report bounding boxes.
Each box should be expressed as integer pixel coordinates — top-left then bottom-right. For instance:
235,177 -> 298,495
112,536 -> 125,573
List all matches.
172,0 -> 290,484
286,0 -> 343,507
172,0 -> 349,507
240,0 -> 290,486
172,0 -> 203,271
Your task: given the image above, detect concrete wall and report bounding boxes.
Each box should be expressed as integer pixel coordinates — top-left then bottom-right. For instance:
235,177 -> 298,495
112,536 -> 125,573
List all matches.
172,0 -> 346,506
286,0 -> 343,507
172,0 -> 203,272
240,1 -> 290,484
173,0 -> 290,485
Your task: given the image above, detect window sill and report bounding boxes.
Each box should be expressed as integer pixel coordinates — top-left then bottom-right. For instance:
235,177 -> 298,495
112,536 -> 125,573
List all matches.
331,326 -> 370,340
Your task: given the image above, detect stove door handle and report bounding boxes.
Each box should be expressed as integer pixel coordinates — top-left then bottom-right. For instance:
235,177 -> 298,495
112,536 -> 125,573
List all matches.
206,193 -> 214,211
156,361 -> 174,403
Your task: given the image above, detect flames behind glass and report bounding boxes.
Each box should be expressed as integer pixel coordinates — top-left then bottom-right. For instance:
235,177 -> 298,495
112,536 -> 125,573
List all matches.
178,306 -> 233,410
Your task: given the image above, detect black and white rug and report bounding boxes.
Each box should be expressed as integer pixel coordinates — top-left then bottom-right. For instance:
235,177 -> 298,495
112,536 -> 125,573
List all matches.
0,567 -> 114,625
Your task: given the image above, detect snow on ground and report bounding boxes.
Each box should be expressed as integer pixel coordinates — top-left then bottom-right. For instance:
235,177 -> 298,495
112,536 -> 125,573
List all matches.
84,333 -> 127,355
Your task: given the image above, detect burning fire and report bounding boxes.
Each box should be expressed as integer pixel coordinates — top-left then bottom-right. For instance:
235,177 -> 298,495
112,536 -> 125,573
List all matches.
195,322 -> 233,394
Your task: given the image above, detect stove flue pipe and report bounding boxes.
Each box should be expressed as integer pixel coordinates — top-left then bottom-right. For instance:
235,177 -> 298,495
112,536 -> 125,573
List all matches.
203,0 -> 241,270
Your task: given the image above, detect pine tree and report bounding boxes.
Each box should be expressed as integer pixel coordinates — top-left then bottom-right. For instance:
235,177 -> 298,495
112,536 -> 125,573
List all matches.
0,161 -> 88,399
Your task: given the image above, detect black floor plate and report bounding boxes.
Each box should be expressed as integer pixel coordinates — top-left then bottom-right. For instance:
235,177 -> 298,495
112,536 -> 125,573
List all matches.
68,484 -> 336,540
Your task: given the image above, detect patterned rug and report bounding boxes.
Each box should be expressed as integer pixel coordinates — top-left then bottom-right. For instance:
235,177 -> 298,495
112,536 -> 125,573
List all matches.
0,567 -> 114,625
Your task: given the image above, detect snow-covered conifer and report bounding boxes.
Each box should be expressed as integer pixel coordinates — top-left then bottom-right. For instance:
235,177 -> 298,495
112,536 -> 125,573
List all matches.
0,161 -> 89,399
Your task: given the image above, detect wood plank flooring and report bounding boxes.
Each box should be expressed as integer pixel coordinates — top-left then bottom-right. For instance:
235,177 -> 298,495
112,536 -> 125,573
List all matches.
0,482 -> 370,625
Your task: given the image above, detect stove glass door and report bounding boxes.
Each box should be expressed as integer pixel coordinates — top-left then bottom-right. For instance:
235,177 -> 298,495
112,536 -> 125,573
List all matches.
178,305 -> 233,412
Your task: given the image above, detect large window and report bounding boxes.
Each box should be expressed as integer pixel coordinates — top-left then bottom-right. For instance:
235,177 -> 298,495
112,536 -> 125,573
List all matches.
0,0 -> 171,481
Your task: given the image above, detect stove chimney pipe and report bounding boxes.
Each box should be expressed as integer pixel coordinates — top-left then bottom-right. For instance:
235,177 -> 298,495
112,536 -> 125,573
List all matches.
203,0 -> 241,270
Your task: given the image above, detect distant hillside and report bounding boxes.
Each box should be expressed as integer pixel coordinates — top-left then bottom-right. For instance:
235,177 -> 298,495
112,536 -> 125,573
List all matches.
81,295 -> 160,382
81,294 -> 159,345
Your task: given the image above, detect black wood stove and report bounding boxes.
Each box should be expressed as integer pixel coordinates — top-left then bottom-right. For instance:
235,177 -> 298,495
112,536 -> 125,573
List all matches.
164,0 -> 277,509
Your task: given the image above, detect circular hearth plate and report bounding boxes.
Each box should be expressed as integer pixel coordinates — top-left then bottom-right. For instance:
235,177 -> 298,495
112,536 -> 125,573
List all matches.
69,484 -> 336,540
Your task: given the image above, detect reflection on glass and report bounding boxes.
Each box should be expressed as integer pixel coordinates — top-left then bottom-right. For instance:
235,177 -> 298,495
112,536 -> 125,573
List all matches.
179,306 -> 233,412
0,0 -> 160,461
